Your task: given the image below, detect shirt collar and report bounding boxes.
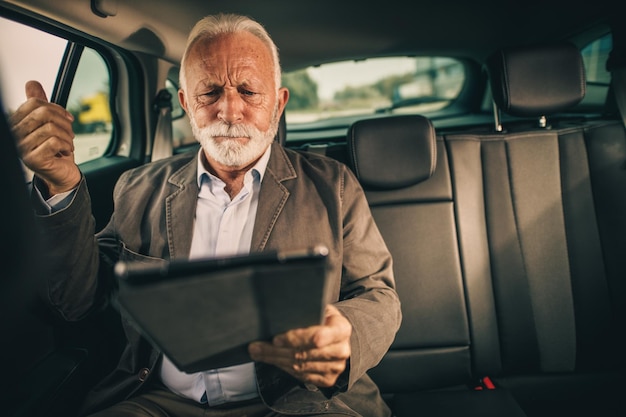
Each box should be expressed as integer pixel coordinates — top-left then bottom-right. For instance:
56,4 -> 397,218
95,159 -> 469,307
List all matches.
196,144 -> 272,188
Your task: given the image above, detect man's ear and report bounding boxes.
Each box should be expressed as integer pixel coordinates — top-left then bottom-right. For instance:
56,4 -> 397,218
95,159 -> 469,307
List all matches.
277,87 -> 289,117
178,89 -> 188,113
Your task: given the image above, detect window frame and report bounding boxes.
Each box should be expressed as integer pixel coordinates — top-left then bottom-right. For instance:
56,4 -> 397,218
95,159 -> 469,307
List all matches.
0,4 -> 148,165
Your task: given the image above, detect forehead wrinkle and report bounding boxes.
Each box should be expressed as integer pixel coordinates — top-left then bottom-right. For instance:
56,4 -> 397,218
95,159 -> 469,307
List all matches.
195,54 -> 261,89
208,33 -> 271,76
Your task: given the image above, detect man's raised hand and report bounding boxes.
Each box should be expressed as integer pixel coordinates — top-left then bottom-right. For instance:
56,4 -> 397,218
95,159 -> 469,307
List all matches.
10,80 -> 81,196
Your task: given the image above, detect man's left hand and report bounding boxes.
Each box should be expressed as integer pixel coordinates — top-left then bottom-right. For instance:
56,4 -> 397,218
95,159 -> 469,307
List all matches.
248,304 -> 351,388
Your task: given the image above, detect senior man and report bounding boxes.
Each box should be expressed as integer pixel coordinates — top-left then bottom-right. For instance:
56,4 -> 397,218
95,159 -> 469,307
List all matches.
10,13 -> 401,417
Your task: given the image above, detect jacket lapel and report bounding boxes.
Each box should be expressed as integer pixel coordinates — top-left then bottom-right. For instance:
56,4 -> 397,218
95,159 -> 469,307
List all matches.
165,155 -> 199,260
251,142 -> 297,252
162,144 -> 295,257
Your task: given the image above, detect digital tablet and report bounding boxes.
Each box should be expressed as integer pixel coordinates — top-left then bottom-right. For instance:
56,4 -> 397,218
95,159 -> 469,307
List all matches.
114,245 -> 330,373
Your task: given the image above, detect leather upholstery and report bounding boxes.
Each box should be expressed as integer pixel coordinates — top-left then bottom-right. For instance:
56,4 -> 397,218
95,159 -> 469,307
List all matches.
349,42 -> 626,416
347,116 -> 473,393
486,42 -> 586,117
347,115 -> 436,189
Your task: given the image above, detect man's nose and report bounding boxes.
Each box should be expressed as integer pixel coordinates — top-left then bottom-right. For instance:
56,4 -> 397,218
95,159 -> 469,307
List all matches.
217,89 -> 244,124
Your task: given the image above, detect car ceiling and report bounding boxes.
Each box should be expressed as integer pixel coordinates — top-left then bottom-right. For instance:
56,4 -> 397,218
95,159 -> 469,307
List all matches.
1,0 -> 615,71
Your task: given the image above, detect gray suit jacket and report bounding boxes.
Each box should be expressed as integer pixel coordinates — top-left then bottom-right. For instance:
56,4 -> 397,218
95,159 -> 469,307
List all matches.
40,142 -> 401,416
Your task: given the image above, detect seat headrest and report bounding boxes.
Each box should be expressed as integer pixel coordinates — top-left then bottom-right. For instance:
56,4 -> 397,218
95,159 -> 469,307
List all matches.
347,115 -> 436,190
486,42 -> 586,117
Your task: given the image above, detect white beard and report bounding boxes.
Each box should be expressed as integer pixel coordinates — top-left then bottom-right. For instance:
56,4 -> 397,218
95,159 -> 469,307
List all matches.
190,109 -> 279,167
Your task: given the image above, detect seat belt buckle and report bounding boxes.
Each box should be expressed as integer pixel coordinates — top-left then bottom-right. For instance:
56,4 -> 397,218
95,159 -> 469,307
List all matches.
474,376 -> 496,390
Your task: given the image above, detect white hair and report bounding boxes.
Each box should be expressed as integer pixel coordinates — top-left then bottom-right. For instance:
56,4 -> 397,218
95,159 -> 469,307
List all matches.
179,13 -> 282,91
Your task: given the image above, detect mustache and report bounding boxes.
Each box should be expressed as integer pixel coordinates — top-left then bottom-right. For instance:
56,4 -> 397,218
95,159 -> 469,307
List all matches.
198,122 -> 262,139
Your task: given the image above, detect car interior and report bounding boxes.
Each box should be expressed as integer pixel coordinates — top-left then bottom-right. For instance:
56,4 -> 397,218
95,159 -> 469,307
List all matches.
1,0 -> 625,416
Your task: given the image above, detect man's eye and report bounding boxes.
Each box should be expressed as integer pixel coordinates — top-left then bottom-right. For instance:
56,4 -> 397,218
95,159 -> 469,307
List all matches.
197,91 -> 219,104
240,89 -> 255,96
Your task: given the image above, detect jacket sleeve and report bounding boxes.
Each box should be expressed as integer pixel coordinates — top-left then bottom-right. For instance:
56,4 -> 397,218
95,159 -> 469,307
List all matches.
34,176 -> 108,321
334,166 -> 402,389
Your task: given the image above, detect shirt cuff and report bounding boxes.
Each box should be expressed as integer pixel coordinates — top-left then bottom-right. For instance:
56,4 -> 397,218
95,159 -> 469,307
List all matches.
31,179 -> 77,214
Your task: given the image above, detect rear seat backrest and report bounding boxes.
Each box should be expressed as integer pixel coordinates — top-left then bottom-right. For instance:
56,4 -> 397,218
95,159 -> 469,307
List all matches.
584,123 -> 626,353
345,42 -> 626,417
444,41 -> 626,413
347,115 -> 475,393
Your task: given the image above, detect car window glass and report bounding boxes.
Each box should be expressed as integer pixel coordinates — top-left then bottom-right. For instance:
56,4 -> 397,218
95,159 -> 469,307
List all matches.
282,56 -> 465,126
578,33 -> 612,109
0,16 -> 114,165
0,17 -> 65,113
581,33 -> 612,85
67,48 -> 113,163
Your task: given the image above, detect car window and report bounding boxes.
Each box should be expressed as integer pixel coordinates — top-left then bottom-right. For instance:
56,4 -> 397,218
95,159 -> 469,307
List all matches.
0,17 -> 65,114
66,48 -> 113,163
0,16 -> 114,165
579,33 -> 612,109
282,56 -> 465,127
581,33 -> 612,84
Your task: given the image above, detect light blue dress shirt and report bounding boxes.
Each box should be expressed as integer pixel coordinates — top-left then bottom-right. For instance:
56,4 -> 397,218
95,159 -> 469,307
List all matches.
159,146 -> 270,405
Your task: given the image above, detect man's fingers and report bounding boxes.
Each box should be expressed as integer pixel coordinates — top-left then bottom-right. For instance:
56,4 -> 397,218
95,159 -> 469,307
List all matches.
247,305 -> 352,388
273,326 -> 319,349
25,80 -> 48,101
248,341 -> 347,387
23,134 -> 75,159
274,308 -> 352,350
12,81 -> 73,138
8,81 -> 81,194
250,338 -> 350,363
292,358 -> 347,379
11,101 -> 75,146
293,340 -> 351,362
14,114 -> 75,157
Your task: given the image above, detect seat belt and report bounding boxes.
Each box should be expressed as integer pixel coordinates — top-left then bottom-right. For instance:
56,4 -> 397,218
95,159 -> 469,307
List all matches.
151,89 -> 173,162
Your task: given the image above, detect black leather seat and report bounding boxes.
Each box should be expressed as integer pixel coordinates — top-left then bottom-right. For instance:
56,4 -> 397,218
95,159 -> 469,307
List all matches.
346,42 -> 626,417
348,115 -> 472,395
445,41 -> 626,416
471,41 -> 626,417
347,115 -> 527,416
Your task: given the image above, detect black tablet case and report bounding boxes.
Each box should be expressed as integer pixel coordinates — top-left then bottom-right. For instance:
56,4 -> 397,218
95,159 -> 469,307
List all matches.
114,247 -> 330,373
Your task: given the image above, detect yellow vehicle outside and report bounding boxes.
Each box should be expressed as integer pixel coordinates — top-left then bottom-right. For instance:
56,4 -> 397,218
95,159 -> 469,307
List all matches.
78,91 -> 111,132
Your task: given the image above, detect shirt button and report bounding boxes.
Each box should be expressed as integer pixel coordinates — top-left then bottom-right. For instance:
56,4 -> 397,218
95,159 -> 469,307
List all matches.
138,368 -> 150,382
